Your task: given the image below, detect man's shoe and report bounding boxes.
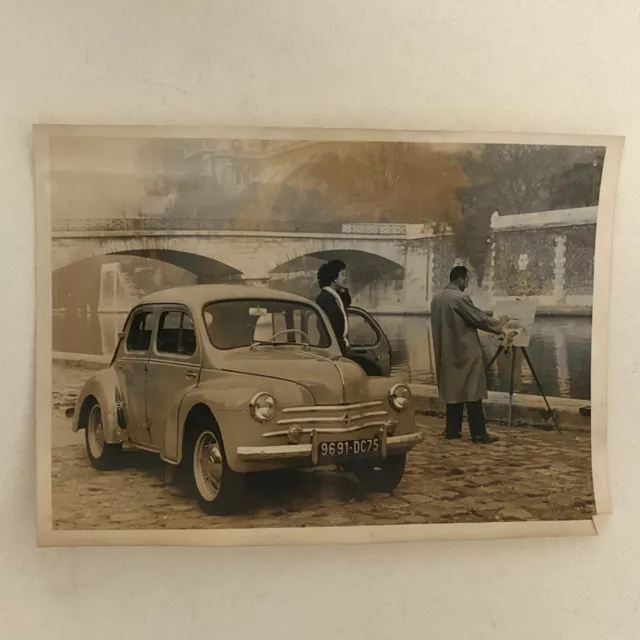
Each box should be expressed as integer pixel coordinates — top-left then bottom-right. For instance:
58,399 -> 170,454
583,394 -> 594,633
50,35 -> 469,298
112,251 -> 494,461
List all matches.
444,433 -> 462,440
472,434 -> 499,444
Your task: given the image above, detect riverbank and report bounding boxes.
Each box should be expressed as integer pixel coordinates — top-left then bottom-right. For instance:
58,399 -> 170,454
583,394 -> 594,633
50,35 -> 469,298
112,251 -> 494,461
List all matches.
51,352 -> 591,431
411,385 -> 590,432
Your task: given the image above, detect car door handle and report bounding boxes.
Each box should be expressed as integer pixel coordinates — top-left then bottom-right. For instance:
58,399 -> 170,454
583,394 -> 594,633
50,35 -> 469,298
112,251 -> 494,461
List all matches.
185,371 -> 198,380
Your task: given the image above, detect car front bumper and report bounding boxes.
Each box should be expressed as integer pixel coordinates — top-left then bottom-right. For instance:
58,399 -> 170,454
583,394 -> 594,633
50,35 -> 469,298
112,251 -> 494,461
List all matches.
236,426 -> 424,464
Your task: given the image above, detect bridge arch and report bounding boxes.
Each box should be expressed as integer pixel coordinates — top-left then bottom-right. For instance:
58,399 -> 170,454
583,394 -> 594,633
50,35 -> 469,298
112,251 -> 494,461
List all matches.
265,237 -> 406,274
271,248 -> 404,277
52,251 -> 244,315
269,248 -> 405,299
52,257 -> 105,313
101,249 -> 243,283
52,245 -> 243,283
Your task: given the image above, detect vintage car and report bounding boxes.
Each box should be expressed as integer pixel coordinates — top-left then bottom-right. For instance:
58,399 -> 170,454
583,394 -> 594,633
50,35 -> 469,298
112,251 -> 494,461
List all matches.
66,284 -> 424,515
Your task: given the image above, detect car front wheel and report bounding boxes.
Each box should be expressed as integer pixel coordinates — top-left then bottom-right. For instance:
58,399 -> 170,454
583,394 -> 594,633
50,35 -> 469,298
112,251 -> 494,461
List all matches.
186,421 -> 247,515
353,453 -> 407,494
85,402 -> 122,470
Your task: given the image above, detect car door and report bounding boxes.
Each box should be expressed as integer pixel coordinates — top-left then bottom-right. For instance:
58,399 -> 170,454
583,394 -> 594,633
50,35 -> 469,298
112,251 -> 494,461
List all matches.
114,305 -> 156,443
145,305 -> 202,452
346,307 -> 392,377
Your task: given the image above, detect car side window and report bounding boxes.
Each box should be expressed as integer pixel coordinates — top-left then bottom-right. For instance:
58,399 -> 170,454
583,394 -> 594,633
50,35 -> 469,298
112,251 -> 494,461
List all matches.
347,312 -> 379,347
126,310 -> 154,352
157,310 -> 196,356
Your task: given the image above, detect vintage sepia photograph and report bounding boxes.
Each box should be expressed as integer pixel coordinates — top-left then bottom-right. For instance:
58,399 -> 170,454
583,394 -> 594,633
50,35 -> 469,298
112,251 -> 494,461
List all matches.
34,125 -> 622,546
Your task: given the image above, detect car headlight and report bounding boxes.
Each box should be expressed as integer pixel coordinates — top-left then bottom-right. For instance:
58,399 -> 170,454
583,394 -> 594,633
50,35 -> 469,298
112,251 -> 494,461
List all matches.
389,383 -> 411,412
250,392 -> 277,422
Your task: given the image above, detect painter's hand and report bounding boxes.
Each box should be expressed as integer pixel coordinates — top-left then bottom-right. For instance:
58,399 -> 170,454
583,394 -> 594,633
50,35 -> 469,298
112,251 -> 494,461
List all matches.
500,328 -> 520,348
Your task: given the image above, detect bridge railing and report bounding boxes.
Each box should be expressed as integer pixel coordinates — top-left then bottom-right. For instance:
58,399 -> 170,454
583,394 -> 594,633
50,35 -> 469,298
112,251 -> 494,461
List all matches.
51,217 -> 409,235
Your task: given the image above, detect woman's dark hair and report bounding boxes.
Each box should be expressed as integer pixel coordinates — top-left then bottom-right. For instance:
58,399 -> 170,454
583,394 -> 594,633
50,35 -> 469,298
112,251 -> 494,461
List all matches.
317,260 -> 347,288
449,265 -> 469,281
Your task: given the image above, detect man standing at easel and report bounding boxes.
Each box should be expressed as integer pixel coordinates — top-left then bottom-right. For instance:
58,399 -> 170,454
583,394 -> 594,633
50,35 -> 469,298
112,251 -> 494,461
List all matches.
430,265 -> 509,444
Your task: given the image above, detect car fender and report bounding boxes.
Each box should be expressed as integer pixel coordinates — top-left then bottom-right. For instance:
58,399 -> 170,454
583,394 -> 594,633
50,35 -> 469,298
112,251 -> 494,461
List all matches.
164,372 -> 314,465
71,367 -> 125,445
366,376 -> 416,435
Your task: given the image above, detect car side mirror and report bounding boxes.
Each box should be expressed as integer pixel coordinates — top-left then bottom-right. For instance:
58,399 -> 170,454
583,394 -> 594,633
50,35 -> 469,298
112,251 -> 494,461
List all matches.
118,331 -> 125,339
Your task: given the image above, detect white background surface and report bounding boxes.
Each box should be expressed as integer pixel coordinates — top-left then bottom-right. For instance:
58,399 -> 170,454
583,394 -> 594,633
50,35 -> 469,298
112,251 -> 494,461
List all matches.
1,1 -> 639,638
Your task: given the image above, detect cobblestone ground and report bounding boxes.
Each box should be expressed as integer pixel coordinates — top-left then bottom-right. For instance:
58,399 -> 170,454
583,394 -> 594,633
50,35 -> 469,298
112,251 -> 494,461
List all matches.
50,363 -> 596,530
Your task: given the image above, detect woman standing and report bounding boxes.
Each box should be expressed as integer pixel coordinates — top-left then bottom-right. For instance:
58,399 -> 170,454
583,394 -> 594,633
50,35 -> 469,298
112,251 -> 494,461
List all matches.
315,259 -> 352,355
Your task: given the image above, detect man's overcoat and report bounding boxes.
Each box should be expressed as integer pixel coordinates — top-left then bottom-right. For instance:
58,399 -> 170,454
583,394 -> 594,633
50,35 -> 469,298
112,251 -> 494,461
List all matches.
430,283 -> 503,404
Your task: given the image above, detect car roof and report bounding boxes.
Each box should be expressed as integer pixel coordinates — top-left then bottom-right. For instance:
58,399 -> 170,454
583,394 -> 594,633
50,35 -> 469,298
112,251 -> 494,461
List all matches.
136,284 -> 318,308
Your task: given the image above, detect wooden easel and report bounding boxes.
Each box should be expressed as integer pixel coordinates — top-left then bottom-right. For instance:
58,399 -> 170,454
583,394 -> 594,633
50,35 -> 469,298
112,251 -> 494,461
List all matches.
486,344 -> 562,440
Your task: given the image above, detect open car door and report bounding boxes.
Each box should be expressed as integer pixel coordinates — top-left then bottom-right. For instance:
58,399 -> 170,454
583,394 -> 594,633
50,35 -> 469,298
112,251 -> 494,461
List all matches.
346,307 -> 392,377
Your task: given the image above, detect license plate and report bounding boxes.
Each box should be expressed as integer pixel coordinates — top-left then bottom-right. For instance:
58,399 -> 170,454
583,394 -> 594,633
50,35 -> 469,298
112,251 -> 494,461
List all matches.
316,436 -> 381,464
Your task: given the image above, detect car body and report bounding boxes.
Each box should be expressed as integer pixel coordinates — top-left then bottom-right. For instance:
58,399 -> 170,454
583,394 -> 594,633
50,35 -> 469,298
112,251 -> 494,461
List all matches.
67,284 -> 424,514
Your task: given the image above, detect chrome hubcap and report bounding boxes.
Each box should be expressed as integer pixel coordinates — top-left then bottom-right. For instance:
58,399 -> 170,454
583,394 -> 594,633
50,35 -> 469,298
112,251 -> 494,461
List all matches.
88,405 -> 105,458
193,430 -> 223,502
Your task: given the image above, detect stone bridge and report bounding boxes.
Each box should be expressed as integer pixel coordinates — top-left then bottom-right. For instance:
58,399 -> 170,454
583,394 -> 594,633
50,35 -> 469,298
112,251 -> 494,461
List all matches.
52,229 -> 410,277
52,225 -> 433,313
52,206 -> 598,315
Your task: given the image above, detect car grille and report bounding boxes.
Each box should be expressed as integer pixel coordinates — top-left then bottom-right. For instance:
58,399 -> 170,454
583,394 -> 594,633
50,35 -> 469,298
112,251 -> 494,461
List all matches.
262,400 -> 396,438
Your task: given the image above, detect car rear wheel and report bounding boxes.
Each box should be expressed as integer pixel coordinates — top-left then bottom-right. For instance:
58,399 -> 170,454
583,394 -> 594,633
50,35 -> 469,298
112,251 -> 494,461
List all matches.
85,402 -> 122,470
185,420 -> 247,515
353,453 -> 406,494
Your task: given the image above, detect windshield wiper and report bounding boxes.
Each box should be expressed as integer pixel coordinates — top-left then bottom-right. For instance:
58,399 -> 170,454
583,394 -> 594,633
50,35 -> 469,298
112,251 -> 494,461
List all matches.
249,340 -> 274,350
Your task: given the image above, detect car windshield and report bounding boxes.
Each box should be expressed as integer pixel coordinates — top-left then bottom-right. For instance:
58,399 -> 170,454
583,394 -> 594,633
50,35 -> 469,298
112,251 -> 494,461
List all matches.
203,299 -> 332,350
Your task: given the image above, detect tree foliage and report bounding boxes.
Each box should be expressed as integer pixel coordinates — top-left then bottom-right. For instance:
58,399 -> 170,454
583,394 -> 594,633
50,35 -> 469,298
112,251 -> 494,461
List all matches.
291,142 -> 468,228
452,144 -> 605,281
549,149 -> 604,209
458,144 -> 604,215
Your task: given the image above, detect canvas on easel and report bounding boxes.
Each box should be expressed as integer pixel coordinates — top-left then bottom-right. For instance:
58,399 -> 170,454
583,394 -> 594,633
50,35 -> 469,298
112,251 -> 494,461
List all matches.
486,298 -> 561,436
492,299 -> 538,347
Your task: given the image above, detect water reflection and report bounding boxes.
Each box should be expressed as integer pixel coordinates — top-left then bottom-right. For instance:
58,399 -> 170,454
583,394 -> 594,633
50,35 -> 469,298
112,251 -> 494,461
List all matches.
376,315 -> 592,400
53,311 -> 128,357
52,311 -> 592,400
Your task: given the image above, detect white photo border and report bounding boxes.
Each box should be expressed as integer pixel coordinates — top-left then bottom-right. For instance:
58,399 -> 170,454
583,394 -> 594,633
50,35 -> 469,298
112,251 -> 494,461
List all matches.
34,124 -> 624,547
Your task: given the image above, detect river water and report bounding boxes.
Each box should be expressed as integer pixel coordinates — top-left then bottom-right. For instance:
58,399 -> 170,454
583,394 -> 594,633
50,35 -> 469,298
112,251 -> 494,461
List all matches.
52,312 -> 592,401
375,315 -> 591,401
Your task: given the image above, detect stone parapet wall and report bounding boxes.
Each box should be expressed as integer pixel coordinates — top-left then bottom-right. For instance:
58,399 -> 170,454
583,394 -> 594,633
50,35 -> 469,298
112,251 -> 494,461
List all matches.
492,228 -> 557,298
564,226 -> 596,298
486,211 -> 596,310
